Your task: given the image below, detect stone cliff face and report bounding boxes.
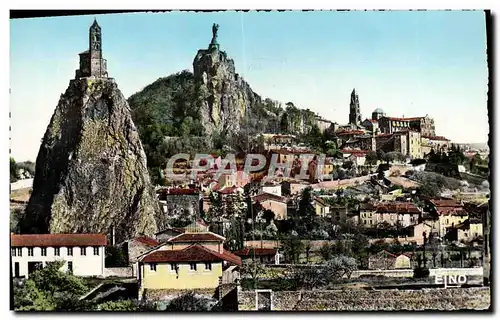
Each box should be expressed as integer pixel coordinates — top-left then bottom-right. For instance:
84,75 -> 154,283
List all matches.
22,78 -> 164,242
193,45 -> 263,137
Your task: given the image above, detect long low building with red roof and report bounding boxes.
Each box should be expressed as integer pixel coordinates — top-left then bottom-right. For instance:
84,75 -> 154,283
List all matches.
360,202 -> 421,228
233,247 -> 277,264
10,233 -> 107,278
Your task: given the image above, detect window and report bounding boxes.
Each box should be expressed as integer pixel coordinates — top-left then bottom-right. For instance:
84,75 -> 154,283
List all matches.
93,247 -> 99,255
17,248 -> 22,256
190,263 -> 197,271
67,247 -> 73,256
54,247 -> 60,256
149,263 -> 157,272
80,247 -> 86,256
67,262 -> 73,273
41,248 -> 47,256
28,248 -> 34,256
11,248 -> 16,257
205,263 -> 212,271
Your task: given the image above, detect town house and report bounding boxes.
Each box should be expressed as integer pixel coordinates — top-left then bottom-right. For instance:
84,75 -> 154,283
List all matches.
314,197 -> 330,218
360,202 -> 420,228
10,233 -> 107,278
426,199 -> 469,238
136,221 -> 241,300
253,193 -> 288,220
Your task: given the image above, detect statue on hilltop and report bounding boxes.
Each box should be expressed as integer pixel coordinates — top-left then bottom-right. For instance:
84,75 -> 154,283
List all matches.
209,23 -> 220,49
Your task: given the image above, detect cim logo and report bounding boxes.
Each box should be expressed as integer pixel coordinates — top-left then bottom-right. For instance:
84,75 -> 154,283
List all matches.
435,274 -> 468,288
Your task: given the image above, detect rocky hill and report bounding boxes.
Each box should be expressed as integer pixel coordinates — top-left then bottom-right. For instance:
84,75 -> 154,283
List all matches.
21,78 -> 164,242
127,25 -> 323,183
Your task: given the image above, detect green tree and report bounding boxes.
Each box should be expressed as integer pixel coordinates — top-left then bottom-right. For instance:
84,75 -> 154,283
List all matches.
241,259 -> 266,289
10,208 -> 24,233
288,255 -> 357,290
105,246 -> 128,267
96,300 -> 138,311
225,217 -> 245,251
10,157 -> 19,183
365,151 -> 378,166
14,261 -> 88,311
282,235 -> 304,263
165,292 -> 217,311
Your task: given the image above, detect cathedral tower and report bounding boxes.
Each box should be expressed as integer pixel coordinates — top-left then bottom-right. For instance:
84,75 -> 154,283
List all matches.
348,88 -> 362,127
75,19 -> 108,79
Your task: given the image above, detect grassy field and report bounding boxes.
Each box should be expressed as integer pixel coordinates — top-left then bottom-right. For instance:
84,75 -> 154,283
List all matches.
10,187 -> 31,202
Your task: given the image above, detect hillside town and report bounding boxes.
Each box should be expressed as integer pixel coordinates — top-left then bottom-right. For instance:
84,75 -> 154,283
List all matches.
9,18 -> 491,311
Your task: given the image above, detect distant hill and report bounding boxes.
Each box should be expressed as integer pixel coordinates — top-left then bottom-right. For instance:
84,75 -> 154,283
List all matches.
456,142 -> 489,150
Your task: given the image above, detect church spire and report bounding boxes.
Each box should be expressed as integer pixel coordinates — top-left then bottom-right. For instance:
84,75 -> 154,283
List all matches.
75,19 -> 108,79
349,88 -> 362,127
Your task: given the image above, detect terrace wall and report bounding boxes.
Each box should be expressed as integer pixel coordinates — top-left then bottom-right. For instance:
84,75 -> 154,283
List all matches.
238,287 -> 490,311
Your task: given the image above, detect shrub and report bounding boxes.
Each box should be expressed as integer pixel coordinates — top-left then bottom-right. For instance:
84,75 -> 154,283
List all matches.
413,267 -> 430,279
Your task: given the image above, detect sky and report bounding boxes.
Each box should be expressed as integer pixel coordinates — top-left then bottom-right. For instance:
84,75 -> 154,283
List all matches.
10,11 -> 489,162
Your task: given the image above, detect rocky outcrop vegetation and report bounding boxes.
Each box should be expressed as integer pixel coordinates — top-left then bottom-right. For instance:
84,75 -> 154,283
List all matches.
22,78 -> 163,242
127,27 -> 324,183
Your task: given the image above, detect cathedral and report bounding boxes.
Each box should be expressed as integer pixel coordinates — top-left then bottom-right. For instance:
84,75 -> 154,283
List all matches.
75,19 -> 108,79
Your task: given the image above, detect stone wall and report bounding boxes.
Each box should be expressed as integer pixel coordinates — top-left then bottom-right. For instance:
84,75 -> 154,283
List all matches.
104,267 -> 133,278
142,287 -> 218,301
238,287 -> 490,311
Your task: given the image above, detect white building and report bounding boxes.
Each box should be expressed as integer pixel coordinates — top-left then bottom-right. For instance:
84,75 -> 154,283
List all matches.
10,234 -> 107,278
259,183 -> 282,197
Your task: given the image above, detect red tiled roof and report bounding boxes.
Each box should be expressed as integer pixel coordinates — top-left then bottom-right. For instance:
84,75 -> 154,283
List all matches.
233,247 -> 277,257
11,234 -> 107,247
430,199 -> 462,208
336,130 -> 365,135
253,192 -> 286,203
376,133 -> 393,138
142,244 -> 242,266
373,250 -> 397,258
437,207 -> 468,216
134,236 -> 160,247
401,252 -> 414,258
167,232 -> 225,243
376,202 -> 420,214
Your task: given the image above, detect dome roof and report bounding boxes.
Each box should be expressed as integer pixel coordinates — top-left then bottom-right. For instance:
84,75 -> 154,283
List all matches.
373,108 -> 385,114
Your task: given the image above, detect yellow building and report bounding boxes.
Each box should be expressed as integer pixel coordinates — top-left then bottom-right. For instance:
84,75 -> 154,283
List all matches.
407,130 -> 422,159
314,197 -> 330,217
137,221 -> 241,299
437,207 -> 469,238
395,254 -> 412,269
322,159 -> 334,177
470,220 -> 484,239
451,219 -> 483,243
